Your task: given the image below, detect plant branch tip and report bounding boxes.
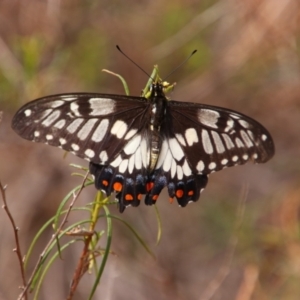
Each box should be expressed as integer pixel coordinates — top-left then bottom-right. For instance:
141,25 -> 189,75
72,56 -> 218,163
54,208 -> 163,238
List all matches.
102,69 -> 119,77
69,163 -> 88,170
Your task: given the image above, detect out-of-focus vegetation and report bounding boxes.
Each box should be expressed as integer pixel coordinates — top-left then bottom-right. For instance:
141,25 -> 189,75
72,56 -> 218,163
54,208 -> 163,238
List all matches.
0,0 -> 299,299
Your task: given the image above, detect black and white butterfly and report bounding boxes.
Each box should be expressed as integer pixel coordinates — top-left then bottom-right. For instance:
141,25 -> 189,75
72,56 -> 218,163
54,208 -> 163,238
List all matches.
11,78 -> 274,212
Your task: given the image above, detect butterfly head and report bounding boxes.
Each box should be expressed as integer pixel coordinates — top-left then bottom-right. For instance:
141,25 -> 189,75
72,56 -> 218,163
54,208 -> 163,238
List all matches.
150,82 -> 164,97
146,80 -> 176,100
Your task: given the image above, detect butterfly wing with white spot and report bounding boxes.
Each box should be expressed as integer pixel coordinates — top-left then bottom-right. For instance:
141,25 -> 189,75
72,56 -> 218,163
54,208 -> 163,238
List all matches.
167,100 -> 274,174
12,93 -> 151,165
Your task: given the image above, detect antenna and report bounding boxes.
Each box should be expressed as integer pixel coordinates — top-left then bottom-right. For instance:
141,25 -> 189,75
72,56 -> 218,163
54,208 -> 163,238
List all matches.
116,45 -> 197,81
163,49 -> 197,81
116,45 -> 151,79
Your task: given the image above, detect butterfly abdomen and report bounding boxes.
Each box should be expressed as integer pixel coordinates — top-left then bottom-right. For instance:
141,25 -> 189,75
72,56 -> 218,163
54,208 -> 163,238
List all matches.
148,84 -> 168,171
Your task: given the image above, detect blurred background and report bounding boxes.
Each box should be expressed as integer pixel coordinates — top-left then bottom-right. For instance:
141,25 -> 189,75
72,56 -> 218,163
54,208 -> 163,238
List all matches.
0,0 -> 299,299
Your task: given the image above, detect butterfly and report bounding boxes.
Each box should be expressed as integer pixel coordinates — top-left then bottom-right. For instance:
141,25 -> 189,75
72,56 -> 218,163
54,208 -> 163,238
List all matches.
11,71 -> 274,212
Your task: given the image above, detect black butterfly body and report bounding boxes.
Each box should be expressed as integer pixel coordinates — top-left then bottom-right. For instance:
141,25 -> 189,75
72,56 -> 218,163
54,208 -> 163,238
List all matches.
12,81 -> 274,212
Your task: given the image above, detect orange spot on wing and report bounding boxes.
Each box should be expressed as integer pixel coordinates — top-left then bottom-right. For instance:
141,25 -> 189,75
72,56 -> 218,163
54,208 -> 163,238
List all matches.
125,194 -> 133,201
146,182 -> 154,191
113,182 -> 123,192
152,194 -> 159,201
169,197 -> 174,204
137,194 -> 142,200
188,190 -> 194,196
176,189 -> 184,198
102,180 -> 109,187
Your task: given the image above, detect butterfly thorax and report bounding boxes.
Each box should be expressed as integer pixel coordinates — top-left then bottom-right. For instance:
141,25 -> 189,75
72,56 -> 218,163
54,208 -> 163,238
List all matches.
148,83 -> 168,171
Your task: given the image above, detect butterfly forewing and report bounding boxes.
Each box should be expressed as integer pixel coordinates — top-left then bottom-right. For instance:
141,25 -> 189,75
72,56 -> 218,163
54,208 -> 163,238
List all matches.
166,101 -> 274,175
12,93 -> 151,164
